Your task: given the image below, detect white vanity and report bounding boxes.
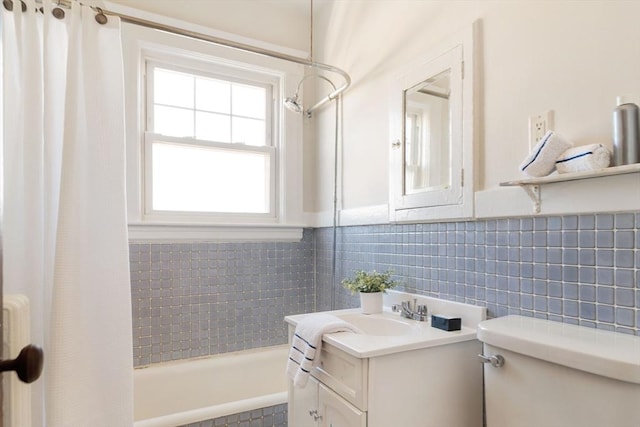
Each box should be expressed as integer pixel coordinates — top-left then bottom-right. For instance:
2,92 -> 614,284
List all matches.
284,291 -> 486,427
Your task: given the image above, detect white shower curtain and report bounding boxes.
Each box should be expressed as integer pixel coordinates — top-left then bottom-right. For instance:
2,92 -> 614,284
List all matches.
2,0 -> 133,425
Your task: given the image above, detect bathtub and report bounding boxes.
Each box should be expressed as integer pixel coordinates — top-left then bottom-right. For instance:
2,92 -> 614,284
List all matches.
134,344 -> 289,427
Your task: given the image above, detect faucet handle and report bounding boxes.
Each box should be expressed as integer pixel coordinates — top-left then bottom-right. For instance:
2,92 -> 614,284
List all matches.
417,304 -> 428,316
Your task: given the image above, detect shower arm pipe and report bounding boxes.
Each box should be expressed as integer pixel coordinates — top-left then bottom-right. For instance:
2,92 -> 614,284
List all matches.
96,5 -> 351,106
305,81 -> 342,117
293,74 -> 338,117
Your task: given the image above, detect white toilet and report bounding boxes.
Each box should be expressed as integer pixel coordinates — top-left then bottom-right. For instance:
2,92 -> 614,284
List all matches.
477,315 -> 640,427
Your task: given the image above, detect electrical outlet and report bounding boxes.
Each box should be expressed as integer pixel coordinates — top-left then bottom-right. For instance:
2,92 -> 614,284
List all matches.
528,110 -> 554,151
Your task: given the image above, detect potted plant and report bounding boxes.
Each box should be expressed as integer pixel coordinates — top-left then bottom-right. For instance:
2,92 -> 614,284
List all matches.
341,270 -> 398,314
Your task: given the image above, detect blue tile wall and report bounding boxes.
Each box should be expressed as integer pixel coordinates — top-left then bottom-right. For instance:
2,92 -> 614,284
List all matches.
316,213 -> 639,336
130,230 -> 315,367
130,212 -> 639,368
178,404 -> 287,427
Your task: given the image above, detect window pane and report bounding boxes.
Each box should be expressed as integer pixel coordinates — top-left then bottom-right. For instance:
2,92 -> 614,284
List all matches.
152,142 -> 269,213
232,117 -> 266,146
154,68 -> 194,108
196,77 -> 230,113
154,106 -> 194,137
232,84 -> 266,119
196,111 -> 231,142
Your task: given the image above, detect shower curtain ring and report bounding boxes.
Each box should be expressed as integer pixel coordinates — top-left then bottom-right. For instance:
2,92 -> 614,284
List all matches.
51,0 -> 65,19
52,6 -> 64,19
94,7 -> 108,25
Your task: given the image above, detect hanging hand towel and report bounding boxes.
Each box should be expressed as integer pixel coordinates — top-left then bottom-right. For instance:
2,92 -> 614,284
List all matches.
555,144 -> 611,174
286,313 -> 362,388
520,131 -> 573,177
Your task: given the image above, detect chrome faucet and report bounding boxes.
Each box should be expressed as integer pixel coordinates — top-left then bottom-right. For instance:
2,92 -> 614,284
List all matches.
393,299 -> 428,322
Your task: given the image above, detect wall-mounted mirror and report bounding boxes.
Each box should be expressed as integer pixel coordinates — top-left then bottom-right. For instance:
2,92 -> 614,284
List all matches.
389,22 -> 475,222
404,69 -> 451,195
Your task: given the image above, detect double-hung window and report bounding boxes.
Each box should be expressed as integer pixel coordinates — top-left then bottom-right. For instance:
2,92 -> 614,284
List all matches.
145,61 -> 276,220
121,21 -> 304,241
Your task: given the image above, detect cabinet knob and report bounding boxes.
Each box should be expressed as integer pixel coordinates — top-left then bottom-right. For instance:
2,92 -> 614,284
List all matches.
309,409 -> 322,421
391,139 -> 401,148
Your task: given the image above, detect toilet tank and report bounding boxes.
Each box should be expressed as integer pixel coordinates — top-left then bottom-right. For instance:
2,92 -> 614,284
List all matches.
477,315 -> 640,427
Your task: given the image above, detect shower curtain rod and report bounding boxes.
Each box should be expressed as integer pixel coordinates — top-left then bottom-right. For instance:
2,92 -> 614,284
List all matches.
26,0 -> 351,110
116,10 -> 351,112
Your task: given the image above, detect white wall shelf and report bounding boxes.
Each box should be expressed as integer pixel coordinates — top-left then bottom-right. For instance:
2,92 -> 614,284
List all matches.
499,163 -> 640,213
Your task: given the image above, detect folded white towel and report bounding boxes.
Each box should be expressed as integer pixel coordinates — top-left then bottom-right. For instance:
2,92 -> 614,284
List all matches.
555,144 -> 611,174
520,131 -> 573,177
286,313 -> 361,388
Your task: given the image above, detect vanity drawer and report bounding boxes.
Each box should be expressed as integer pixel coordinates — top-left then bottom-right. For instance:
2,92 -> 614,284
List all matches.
312,342 -> 368,410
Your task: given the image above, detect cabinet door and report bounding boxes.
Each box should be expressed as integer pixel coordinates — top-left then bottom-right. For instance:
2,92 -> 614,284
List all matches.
289,377 -> 319,427
318,383 -> 366,427
388,23 -> 475,222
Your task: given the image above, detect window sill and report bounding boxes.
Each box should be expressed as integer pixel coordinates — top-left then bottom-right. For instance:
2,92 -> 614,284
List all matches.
128,222 -> 304,243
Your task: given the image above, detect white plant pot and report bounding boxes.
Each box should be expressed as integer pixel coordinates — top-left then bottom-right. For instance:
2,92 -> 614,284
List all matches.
359,292 -> 383,314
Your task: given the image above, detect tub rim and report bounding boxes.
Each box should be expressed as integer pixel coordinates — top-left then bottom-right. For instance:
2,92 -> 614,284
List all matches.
133,391 -> 287,427
133,344 -> 288,427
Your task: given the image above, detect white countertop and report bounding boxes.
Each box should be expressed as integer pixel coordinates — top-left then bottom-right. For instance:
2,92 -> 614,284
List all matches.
285,308 -> 479,358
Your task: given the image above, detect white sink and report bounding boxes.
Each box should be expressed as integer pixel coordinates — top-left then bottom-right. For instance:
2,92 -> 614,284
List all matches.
285,291 -> 487,358
335,312 -> 425,336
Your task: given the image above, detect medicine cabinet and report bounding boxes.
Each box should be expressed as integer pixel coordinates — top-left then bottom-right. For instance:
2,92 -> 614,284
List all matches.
389,23 -> 476,222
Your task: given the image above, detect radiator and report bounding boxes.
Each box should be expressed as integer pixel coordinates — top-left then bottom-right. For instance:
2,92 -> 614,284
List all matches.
3,294 -> 31,427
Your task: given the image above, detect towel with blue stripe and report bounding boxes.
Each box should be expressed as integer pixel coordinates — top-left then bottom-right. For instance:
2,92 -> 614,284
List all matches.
555,143 -> 611,174
286,313 -> 361,388
519,130 -> 573,177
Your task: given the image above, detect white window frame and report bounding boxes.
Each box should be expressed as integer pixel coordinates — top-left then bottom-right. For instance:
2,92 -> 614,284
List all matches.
121,22 -> 304,242
144,60 -> 277,221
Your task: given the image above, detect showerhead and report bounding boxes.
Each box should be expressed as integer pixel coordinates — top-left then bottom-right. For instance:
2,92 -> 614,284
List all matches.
284,94 -> 303,114
284,75 -> 338,117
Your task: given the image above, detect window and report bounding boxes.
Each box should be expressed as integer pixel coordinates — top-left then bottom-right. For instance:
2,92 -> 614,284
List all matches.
121,22 -> 304,241
146,62 -> 275,217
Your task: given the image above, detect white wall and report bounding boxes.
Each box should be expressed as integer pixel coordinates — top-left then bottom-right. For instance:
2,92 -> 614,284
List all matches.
108,0 -> 311,53
106,0 -> 640,225
311,0 -> 640,224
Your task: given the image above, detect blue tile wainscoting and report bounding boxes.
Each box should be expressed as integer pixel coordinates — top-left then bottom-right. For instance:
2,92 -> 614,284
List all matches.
129,212 -> 637,427
131,212 -> 639,369
130,230 -> 315,367
317,212 -> 640,335
178,404 -> 287,427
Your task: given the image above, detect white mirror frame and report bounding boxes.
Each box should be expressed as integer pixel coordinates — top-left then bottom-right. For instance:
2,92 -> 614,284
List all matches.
389,22 -> 476,222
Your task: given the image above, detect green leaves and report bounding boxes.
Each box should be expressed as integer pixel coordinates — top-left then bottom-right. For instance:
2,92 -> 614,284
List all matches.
341,270 -> 399,294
